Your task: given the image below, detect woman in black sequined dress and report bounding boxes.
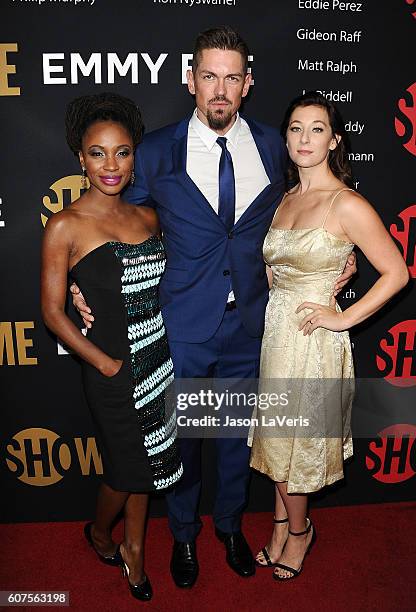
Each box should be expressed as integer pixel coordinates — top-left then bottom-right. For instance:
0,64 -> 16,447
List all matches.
41,93 -> 182,601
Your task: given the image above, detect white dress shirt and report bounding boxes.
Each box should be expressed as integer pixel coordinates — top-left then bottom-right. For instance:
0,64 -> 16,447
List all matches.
186,109 -> 270,224
186,109 -> 270,303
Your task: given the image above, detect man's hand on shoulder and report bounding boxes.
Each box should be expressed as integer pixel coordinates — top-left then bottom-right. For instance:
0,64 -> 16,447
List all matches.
69,283 -> 94,329
334,252 -> 357,296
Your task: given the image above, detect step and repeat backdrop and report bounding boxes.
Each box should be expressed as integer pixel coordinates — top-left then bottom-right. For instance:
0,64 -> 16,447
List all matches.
1,0 -> 415,522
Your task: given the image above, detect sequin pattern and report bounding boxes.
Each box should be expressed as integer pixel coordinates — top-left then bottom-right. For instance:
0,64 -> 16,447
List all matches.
110,237 -> 183,490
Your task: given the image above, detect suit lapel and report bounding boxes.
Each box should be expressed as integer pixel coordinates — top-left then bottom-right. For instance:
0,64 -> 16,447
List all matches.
233,118 -> 278,229
171,116 -> 282,232
245,117 -> 275,183
172,119 -> 225,228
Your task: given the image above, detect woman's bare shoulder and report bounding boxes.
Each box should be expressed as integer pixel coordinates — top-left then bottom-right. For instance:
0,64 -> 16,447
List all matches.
131,204 -> 159,233
333,189 -> 385,236
43,207 -> 85,246
335,188 -> 374,216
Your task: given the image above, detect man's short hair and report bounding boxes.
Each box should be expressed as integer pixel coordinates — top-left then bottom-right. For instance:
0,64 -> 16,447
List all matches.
192,25 -> 249,74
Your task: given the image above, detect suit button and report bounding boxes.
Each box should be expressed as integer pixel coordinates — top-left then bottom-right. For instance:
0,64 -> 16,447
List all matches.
228,232 -> 233,239
223,270 -> 230,276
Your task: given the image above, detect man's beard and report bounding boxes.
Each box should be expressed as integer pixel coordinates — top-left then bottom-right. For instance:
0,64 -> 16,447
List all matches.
206,99 -> 233,131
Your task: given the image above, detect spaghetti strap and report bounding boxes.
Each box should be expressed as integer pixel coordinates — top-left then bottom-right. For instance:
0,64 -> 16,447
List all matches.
271,192 -> 288,227
321,188 -> 354,229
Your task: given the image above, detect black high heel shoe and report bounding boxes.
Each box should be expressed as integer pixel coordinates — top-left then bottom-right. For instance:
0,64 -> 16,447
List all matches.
83,522 -> 122,566
121,557 -> 153,602
256,517 -> 289,568
273,517 -> 317,580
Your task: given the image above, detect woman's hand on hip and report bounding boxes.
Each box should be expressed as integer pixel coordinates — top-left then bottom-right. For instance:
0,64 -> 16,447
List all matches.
296,299 -> 350,335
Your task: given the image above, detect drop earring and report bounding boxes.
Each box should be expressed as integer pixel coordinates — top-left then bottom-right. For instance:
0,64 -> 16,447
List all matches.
130,170 -> 135,186
81,167 -> 87,189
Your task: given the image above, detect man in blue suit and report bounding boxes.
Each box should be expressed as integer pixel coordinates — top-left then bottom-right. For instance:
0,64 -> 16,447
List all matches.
126,26 -> 286,587
73,26 -> 355,587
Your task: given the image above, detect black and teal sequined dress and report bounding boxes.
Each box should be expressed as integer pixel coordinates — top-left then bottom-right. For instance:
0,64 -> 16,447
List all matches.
70,235 -> 183,492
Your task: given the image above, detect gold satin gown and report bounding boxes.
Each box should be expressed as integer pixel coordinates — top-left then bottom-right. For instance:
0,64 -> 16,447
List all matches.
249,189 -> 355,494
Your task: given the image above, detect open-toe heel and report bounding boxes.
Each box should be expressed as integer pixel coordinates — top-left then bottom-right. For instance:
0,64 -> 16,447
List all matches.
255,517 -> 288,568
273,517 -> 316,581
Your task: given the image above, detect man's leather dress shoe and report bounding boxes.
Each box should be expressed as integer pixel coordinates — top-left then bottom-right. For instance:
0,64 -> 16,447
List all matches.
170,540 -> 199,588
215,528 -> 255,577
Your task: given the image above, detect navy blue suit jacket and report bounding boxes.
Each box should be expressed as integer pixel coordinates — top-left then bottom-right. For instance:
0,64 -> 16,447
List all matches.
125,116 -> 287,343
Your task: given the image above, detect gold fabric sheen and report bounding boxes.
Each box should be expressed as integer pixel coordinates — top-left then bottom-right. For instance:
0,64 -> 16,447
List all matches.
249,196 -> 355,494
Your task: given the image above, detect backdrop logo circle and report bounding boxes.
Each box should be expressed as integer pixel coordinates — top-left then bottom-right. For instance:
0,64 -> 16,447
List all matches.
5,427 -> 102,486
5,428 -> 70,486
395,82 -> 416,156
375,320 -> 416,386
366,424 -> 416,483
390,204 -> 416,277
405,0 -> 416,19
41,174 -> 89,226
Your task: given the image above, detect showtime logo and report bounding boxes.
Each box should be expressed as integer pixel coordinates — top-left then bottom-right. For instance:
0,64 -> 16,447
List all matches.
41,174 -> 89,226
5,428 -> 103,486
366,424 -> 416,483
395,82 -> 416,156
405,0 -> 416,19
375,320 -> 416,387
390,204 -> 416,277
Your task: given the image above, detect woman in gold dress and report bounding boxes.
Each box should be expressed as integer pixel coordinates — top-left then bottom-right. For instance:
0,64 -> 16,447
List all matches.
249,92 -> 408,580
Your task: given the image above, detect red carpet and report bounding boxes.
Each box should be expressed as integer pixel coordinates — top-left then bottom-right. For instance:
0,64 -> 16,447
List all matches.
1,502 -> 415,612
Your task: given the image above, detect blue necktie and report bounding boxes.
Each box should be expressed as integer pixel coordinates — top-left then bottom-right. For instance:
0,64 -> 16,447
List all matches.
217,137 -> 235,231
